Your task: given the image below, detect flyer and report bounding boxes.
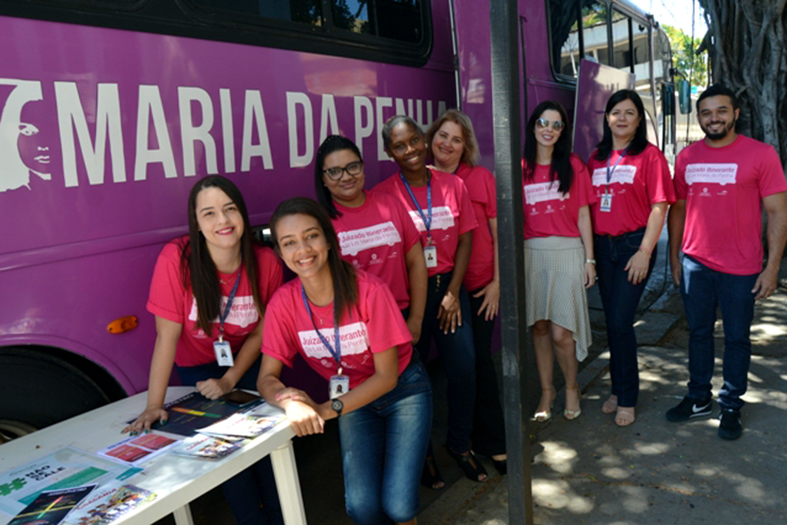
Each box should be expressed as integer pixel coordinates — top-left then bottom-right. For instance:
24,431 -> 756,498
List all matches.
7,485 -> 96,525
97,434 -> 179,466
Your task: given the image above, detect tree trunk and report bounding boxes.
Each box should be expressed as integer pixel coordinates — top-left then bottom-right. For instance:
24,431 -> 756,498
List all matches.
699,0 -> 787,175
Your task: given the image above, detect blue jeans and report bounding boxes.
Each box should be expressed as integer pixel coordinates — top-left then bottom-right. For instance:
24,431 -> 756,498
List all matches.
594,228 -> 657,407
175,359 -> 283,525
414,271 -> 476,453
680,255 -> 758,411
338,359 -> 433,524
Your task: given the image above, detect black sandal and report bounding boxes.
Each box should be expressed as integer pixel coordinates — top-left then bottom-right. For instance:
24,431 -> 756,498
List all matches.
445,447 -> 488,482
420,456 -> 445,490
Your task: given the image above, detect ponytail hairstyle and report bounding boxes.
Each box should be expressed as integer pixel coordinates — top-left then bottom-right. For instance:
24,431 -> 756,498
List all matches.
594,89 -> 649,161
314,135 -> 364,219
523,100 -> 574,194
269,197 -> 358,326
184,176 -> 263,335
382,114 -> 423,152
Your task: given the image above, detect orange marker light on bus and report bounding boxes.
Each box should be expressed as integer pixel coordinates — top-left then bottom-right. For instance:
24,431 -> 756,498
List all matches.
108,315 -> 138,334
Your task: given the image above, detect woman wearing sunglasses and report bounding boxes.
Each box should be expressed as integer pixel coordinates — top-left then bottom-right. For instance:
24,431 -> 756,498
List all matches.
258,198 -> 432,525
587,90 -> 674,427
314,135 -> 428,345
523,101 -> 596,423
373,115 -> 485,487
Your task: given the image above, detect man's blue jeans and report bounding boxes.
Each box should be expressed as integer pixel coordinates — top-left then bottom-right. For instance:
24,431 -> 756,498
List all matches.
680,255 -> 758,411
595,228 -> 657,407
338,358 -> 432,524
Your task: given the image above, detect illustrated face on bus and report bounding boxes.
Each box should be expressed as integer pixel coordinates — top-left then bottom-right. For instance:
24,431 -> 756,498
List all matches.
195,187 -> 244,255
697,95 -> 739,141
431,120 -> 465,169
606,99 -> 641,144
322,149 -> 365,206
18,100 -> 52,176
386,122 -> 427,172
275,213 -> 331,280
534,109 -> 564,149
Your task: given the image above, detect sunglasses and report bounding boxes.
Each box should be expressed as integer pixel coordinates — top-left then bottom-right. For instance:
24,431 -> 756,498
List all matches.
535,118 -> 565,131
324,161 -> 363,180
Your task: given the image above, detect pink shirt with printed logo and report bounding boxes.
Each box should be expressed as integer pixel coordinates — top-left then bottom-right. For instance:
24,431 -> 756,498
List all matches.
523,154 -> 597,240
331,191 -> 421,310
675,135 -> 787,275
373,169 -> 478,277
587,143 -> 675,236
262,270 -> 413,389
147,237 -> 283,367
456,163 -> 497,291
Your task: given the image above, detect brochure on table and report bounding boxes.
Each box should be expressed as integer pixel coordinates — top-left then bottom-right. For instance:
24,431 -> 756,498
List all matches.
7,484 -> 96,525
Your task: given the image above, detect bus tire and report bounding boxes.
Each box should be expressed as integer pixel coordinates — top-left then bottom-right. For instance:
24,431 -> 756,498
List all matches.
0,347 -> 111,436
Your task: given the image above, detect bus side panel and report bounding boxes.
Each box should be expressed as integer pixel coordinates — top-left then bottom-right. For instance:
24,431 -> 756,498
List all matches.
0,15 -> 455,397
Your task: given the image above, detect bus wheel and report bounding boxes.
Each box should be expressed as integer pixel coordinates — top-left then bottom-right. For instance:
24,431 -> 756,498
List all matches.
0,347 -> 111,438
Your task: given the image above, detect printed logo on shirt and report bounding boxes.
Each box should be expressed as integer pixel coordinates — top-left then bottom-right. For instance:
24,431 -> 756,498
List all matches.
591,165 -> 637,186
338,222 -> 402,256
408,206 -> 455,231
524,181 -> 569,205
685,163 -> 738,186
188,295 -> 259,328
298,322 -> 371,360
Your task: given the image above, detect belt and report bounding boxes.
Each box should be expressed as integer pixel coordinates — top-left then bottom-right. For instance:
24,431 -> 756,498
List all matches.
595,227 -> 646,240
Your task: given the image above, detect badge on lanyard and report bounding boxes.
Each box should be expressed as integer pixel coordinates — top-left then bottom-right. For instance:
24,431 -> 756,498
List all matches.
302,287 -> 350,399
400,172 -> 437,269
214,267 -> 242,367
599,193 -> 613,212
602,148 -> 628,213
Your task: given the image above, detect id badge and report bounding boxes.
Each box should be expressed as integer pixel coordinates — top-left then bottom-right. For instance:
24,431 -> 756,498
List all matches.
214,341 -> 234,367
599,193 -> 612,212
329,375 -> 350,399
424,245 -> 438,268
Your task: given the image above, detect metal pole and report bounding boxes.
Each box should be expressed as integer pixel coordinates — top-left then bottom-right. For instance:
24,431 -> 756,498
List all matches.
489,1 -> 533,524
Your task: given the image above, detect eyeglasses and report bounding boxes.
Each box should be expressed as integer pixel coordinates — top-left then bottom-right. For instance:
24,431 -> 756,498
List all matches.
324,161 -> 363,180
536,118 -> 565,131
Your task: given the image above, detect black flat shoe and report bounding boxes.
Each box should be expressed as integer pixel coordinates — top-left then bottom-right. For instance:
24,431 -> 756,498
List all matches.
445,446 -> 488,482
420,456 -> 445,489
492,457 -> 507,475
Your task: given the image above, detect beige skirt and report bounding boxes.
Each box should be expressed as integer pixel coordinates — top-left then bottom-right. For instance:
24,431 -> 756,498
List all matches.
525,236 -> 592,362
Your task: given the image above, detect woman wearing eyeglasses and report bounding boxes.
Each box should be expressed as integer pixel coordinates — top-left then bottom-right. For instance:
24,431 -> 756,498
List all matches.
587,90 -> 674,427
315,135 -> 428,345
523,101 -> 596,423
373,115 -> 485,487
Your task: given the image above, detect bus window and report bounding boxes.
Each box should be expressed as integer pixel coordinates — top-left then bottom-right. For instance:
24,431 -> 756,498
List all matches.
581,1 -> 611,66
611,9 -> 632,71
548,0 -> 581,78
189,0 -> 323,26
332,0 -> 371,35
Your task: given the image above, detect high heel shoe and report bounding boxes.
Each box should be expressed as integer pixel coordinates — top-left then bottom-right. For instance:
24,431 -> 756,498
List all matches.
564,385 -> 582,420
445,446 -> 487,482
531,387 -> 556,422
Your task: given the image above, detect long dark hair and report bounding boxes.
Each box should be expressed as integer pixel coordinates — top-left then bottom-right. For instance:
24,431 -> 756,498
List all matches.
594,89 -> 648,161
270,197 -> 358,326
314,135 -> 363,219
523,101 -> 574,194
184,176 -> 263,335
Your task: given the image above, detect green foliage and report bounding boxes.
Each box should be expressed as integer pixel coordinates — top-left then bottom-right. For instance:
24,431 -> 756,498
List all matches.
663,24 -> 708,88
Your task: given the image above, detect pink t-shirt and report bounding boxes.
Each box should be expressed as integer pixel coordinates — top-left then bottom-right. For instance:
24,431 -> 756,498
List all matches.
674,135 -> 787,275
372,169 -> 478,277
523,154 -> 596,239
262,270 -> 413,389
147,237 -> 283,367
587,143 -> 676,236
331,191 -> 421,310
456,163 -> 497,291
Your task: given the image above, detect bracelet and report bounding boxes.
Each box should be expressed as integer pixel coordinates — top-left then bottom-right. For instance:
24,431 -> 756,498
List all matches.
585,258 -> 596,265
638,247 -> 651,257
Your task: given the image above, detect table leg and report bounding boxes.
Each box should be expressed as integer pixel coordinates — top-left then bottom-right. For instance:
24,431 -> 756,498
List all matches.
172,505 -> 195,525
270,440 -> 307,525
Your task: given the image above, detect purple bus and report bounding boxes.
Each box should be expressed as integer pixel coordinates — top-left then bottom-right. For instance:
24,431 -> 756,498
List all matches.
0,0 -> 673,441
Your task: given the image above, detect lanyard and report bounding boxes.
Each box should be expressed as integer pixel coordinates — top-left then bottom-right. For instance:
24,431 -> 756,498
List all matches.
399,172 -> 432,241
301,286 -> 342,372
217,266 -> 243,342
605,147 -> 629,193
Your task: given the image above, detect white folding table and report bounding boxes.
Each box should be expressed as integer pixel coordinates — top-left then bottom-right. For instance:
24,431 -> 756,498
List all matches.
0,387 -> 306,525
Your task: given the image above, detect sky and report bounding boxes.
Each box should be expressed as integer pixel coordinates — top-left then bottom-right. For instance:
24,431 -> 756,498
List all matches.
629,0 -> 708,36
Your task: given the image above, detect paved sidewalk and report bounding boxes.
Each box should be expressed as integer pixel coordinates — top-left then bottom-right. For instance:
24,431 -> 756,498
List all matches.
421,279 -> 787,524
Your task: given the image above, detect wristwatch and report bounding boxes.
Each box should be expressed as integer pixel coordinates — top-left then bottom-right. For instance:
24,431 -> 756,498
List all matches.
331,398 -> 344,417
